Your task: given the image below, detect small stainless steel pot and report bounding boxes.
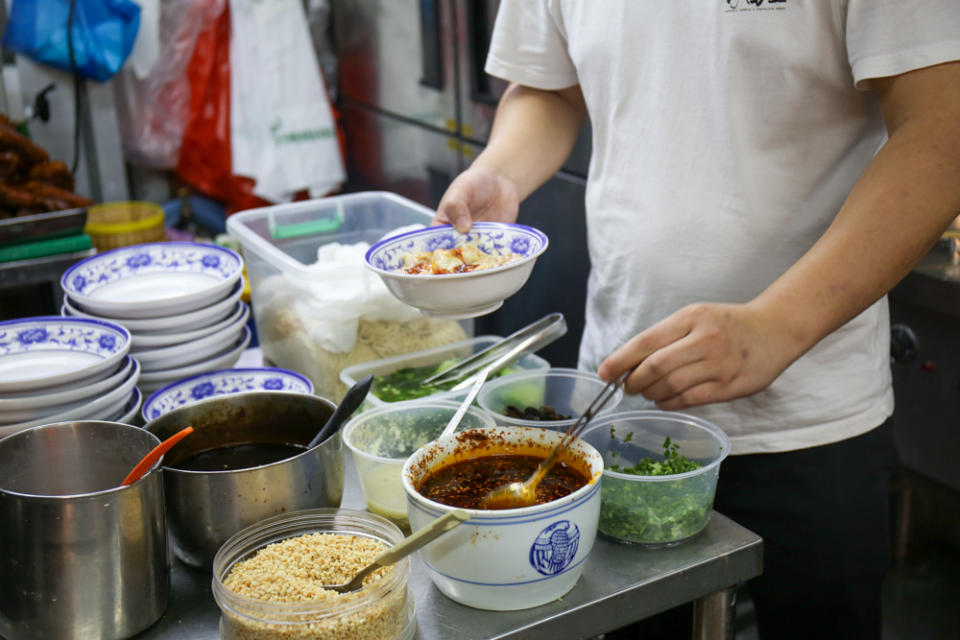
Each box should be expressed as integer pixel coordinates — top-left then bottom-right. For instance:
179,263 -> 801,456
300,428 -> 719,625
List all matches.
0,421 -> 169,640
143,391 -> 344,569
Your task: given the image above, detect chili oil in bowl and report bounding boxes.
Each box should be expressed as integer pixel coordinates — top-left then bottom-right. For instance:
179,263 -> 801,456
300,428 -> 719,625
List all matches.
401,426 -> 603,611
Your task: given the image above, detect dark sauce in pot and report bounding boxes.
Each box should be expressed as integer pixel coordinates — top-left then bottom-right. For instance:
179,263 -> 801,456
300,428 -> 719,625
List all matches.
171,443 -> 307,471
416,454 -> 589,509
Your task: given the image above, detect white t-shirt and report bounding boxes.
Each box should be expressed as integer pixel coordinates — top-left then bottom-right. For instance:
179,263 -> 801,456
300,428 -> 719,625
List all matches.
486,0 -> 960,454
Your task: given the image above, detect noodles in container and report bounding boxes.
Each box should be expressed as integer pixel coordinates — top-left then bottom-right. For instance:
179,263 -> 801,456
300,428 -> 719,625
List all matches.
254,232 -> 466,401
212,508 -> 415,640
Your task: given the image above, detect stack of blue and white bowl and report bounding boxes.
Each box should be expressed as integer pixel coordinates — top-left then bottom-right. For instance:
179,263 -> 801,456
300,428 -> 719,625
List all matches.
60,241 -> 251,398
0,316 -> 141,437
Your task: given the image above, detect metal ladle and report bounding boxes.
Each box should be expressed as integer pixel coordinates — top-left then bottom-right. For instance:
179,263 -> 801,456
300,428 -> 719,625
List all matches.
306,374 -> 373,449
322,508 -> 469,593
479,366 -> 637,510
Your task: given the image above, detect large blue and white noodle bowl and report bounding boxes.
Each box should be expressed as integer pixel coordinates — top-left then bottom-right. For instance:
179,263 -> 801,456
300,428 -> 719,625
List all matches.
401,426 -> 603,610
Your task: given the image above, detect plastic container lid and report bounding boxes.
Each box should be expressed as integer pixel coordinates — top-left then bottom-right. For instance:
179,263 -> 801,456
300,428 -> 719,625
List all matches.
226,192 -> 436,277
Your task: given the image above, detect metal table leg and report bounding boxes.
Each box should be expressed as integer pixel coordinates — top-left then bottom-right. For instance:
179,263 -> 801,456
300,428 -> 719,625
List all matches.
692,587 -> 735,640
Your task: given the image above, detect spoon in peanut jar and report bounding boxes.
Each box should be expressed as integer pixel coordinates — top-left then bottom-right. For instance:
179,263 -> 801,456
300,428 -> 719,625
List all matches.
480,366 -> 638,510
322,508 -> 470,593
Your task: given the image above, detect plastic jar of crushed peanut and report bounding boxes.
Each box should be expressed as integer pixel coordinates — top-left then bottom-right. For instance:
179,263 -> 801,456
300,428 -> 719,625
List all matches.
212,508 -> 415,640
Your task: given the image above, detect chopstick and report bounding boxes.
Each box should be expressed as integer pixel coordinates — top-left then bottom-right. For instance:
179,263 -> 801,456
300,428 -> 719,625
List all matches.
561,366 -> 636,446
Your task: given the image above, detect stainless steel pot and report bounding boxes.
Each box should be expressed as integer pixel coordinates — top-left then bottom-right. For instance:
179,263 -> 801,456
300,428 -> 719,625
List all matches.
0,421 -> 169,640
143,391 -> 344,569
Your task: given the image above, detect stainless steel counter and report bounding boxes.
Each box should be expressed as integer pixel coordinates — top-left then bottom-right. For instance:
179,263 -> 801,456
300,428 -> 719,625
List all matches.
137,454 -> 762,639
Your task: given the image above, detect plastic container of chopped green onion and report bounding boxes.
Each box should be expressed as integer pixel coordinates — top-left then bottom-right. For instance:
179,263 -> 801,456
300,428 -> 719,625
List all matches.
579,410 -> 730,547
339,335 -> 550,412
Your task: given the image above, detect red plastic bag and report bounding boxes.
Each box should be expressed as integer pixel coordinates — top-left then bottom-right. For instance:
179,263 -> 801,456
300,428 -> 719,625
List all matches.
175,4 -> 269,213
115,0 -> 223,169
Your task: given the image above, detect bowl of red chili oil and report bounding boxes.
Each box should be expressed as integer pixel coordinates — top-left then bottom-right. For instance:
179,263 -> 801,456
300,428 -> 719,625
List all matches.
401,426 -> 603,611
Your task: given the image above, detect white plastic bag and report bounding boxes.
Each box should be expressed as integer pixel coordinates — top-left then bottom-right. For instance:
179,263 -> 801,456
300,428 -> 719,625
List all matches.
126,0 -> 160,79
228,0 -> 345,202
254,228 -> 468,401
114,0 -> 225,169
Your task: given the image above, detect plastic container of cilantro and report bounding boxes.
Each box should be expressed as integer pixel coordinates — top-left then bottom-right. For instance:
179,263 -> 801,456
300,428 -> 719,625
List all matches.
579,410 -> 730,547
340,335 -> 550,413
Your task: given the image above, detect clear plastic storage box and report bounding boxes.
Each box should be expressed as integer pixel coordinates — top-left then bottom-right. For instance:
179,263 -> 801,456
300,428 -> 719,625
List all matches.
340,335 -> 551,412
226,192 -> 473,401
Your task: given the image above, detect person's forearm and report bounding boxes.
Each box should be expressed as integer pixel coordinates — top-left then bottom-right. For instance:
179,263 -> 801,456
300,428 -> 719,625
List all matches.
755,63 -> 960,358
471,83 -> 587,200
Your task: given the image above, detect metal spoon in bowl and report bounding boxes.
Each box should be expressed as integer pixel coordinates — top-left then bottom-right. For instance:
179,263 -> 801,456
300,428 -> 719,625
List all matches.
479,366 -> 638,510
306,375 -> 373,450
322,508 -> 470,593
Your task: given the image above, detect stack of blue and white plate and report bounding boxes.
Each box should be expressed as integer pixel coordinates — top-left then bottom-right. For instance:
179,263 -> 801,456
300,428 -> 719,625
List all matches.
141,367 -> 313,423
0,316 -> 141,437
60,242 -> 251,398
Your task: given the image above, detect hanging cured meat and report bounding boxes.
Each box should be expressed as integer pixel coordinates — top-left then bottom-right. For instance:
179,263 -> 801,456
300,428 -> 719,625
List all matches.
0,117 -> 92,218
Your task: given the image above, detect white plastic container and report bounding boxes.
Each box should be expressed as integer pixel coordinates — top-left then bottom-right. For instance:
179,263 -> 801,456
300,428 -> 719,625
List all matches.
342,399 -> 496,530
226,193 -> 473,401
339,335 -> 551,412
477,367 -> 624,432
579,410 -> 730,547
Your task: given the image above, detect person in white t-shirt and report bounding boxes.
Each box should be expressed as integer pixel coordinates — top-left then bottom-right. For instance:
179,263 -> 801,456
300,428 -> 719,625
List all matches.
432,2 -> 960,638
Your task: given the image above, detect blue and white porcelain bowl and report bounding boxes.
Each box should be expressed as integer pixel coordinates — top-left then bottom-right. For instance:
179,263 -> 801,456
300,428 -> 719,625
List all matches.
365,223 -> 549,319
401,426 -> 602,611
61,242 -> 244,319
115,387 -> 143,426
142,367 -> 313,422
0,316 -> 131,394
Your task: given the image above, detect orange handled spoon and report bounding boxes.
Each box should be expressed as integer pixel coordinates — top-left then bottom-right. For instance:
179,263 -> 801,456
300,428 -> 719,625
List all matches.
121,426 -> 194,486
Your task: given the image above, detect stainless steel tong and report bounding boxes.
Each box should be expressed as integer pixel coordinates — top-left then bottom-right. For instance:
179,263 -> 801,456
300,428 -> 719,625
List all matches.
421,312 -> 567,390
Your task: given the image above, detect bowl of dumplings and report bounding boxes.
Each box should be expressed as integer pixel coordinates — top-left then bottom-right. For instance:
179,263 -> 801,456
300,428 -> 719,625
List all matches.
364,222 -> 548,319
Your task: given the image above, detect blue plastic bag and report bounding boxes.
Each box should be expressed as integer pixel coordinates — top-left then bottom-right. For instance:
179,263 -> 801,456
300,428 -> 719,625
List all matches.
2,0 -> 141,82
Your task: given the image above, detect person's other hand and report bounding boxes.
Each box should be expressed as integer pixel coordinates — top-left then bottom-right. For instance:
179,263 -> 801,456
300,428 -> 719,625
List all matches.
597,302 -> 803,410
432,166 -> 520,232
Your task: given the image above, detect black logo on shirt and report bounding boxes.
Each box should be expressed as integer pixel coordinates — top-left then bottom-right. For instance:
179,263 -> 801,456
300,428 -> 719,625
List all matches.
726,0 -> 787,10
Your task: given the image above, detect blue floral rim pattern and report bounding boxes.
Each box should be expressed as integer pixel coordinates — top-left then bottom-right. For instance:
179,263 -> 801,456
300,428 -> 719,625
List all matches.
423,553 -> 589,588
61,241 -> 243,298
407,480 -> 600,526
142,367 -> 314,421
365,223 -> 548,275
0,316 -> 130,358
